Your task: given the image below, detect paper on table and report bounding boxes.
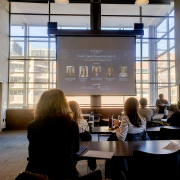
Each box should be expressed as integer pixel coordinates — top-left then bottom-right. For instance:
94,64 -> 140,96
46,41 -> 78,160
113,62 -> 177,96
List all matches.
161,119 -> 167,122
163,142 -> 180,151
83,150 -> 114,159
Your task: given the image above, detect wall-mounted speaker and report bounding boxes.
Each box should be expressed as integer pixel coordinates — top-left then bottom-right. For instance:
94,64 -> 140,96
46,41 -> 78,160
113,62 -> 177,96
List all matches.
48,22 -> 58,29
134,23 -> 144,30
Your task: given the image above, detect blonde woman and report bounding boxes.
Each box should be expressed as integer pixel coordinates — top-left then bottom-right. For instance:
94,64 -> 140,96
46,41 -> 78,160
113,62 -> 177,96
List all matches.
26,89 -> 79,180
68,101 -> 89,133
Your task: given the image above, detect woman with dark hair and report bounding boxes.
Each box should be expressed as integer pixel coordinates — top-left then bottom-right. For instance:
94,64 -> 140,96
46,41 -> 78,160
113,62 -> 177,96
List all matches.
106,67 -> 114,78
92,66 -> 101,78
114,97 -> 147,141
80,66 -> 88,77
26,89 -> 79,180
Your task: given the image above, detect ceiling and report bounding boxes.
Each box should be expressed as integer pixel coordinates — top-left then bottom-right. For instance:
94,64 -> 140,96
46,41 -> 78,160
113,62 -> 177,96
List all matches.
11,2 -> 174,28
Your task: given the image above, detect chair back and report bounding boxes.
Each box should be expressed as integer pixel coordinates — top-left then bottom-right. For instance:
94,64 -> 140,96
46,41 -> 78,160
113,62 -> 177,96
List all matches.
127,150 -> 180,180
78,170 -> 102,180
159,128 -> 180,140
125,130 -> 150,141
15,171 -> 48,180
79,131 -> 92,141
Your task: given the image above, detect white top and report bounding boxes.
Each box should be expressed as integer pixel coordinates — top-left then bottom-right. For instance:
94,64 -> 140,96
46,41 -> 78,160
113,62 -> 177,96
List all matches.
116,116 -> 146,141
78,119 -> 89,133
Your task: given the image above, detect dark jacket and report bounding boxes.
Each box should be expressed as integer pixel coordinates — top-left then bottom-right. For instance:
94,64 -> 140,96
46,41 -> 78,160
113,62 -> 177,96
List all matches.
167,111 -> 180,127
26,116 -> 79,180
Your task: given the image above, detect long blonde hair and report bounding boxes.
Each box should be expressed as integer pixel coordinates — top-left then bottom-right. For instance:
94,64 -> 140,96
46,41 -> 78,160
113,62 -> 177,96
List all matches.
68,101 -> 84,123
34,89 -> 73,120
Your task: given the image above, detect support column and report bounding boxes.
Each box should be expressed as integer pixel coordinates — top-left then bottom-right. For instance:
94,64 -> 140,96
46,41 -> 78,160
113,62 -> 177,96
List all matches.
90,0 -> 101,30
90,0 -> 101,108
175,0 -> 180,101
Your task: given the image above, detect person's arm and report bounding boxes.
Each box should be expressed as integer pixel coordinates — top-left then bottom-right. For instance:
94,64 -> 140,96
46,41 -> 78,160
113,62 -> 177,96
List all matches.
164,100 -> 169,106
156,99 -> 161,107
85,120 -> 89,132
115,116 -> 129,141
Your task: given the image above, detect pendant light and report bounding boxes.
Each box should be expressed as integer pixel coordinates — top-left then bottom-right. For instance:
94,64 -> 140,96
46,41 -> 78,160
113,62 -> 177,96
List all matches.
55,0 -> 69,5
135,0 -> 149,6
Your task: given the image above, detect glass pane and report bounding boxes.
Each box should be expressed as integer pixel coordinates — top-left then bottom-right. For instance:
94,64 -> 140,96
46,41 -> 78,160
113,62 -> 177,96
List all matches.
10,60 -> 24,73
28,89 -> 48,105
171,86 -> 177,104
142,3 -> 174,16
101,17 -> 140,28
11,25 -> 24,36
143,17 -> 166,28
27,73 -> 48,83
51,3 -> 90,14
10,38 -> 24,59
142,43 -> 148,58
11,15 -> 48,27
102,4 -> 140,15
158,70 -> 168,84
157,18 -> 167,32
29,26 -> 48,37
136,43 -> 141,58
157,39 -> 167,51
9,73 -> 24,82
170,67 -> 175,83
11,2 -> 49,14
170,49 -> 175,60
66,96 -> 90,106
51,16 -> 90,28
9,83 -> 24,108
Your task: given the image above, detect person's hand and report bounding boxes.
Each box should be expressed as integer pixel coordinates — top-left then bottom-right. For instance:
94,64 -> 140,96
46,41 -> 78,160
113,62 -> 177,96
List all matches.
114,120 -> 120,127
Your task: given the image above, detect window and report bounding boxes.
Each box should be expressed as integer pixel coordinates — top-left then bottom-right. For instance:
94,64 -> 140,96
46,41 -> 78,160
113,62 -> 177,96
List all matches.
9,3 -> 176,108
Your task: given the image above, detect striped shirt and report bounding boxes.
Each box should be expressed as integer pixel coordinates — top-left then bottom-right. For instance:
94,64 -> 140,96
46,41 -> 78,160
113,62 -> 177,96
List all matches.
116,116 -> 146,141
78,119 -> 89,133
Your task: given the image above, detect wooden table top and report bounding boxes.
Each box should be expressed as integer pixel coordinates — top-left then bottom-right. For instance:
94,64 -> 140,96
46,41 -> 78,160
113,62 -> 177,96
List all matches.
91,126 -> 180,134
80,140 -> 177,157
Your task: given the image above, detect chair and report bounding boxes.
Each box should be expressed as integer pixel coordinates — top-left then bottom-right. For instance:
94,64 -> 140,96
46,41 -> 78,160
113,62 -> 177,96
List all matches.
126,149 -> 180,180
15,170 -> 102,180
158,128 -> 180,140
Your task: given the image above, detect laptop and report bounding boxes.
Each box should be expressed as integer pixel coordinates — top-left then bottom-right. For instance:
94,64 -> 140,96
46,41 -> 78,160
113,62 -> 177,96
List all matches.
76,145 -> 87,156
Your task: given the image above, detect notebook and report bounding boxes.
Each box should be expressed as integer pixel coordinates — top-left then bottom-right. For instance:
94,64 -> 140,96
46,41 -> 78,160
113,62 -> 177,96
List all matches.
76,145 -> 87,156
83,150 -> 114,159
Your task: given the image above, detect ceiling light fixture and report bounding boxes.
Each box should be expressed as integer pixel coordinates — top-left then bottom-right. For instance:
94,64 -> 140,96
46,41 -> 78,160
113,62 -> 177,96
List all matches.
55,0 -> 69,5
135,0 -> 149,6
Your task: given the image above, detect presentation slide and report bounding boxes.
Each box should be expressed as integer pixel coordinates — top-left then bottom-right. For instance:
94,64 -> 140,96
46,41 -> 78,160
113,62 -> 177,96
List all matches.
57,36 -> 136,95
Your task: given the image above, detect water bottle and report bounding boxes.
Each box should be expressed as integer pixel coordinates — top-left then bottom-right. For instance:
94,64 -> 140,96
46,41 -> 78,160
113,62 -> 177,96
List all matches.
89,111 -> 94,130
164,107 -> 168,116
108,114 -> 113,130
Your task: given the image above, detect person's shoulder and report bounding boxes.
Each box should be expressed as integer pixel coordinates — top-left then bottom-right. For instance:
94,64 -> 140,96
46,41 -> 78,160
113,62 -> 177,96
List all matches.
122,116 -> 129,122
140,117 -> 146,125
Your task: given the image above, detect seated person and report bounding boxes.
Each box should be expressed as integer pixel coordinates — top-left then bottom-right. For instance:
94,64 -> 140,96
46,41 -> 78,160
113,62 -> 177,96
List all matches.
138,98 -> 154,121
167,101 -> 180,126
114,97 -> 148,141
68,101 -> 89,133
26,89 -> 79,180
106,98 -> 149,180
155,94 -> 169,113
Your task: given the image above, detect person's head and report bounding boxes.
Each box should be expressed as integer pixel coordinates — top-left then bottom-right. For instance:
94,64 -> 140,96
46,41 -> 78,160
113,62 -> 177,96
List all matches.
81,66 -> 87,76
93,66 -> 99,74
121,68 -> 125,73
124,97 -> 141,127
68,67 -> 72,74
107,67 -> 112,73
159,94 -> 164,100
139,98 -> 147,108
34,89 -> 73,120
68,101 -> 83,123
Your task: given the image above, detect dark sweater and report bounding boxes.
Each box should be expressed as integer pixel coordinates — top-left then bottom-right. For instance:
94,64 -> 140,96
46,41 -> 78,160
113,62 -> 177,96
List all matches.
167,111 -> 180,127
26,116 -> 79,180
